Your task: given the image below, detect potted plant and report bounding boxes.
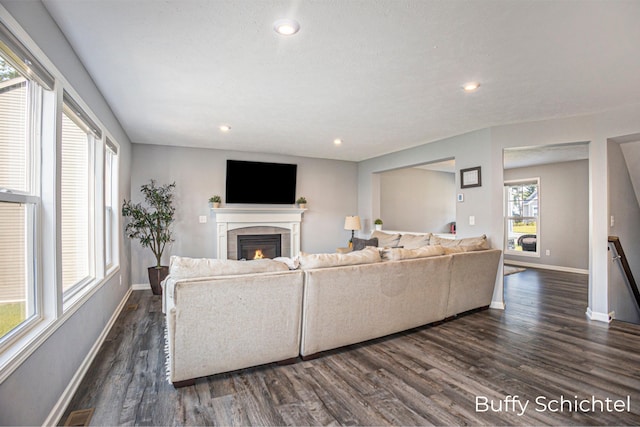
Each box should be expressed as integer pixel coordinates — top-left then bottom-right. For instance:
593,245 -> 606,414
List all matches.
209,195 -> 222,208
122,180 -> 176,295
374,218 -> 383,231
296,196 -> 307,209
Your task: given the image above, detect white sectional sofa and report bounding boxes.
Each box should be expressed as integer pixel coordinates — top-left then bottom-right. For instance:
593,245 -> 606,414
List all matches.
299,247 -> 501,358
162,233 -> 501,387
163,257 -> 304,387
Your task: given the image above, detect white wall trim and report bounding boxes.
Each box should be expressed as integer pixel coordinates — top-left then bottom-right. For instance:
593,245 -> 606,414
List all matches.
490,300 -> 506,310
586,307 -> 612,323
131,283 -> 150,291
504,260 -> 589,275
43,288 -> 132,427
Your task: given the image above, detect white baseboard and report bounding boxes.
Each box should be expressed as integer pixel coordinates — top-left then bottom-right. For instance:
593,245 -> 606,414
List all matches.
131,283 -> 150,291
490,300 -> 506,310
505,260 -> 588,275
44,288 -> 133,426
586,307 -> 612,323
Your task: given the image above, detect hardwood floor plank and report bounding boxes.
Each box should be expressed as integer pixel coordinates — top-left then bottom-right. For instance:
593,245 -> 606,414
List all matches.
59,268 -> 640,426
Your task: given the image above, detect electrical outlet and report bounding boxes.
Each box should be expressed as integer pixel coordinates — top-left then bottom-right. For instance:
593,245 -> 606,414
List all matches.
199,215 -> 207,224
469,215 -> 475,226
546,249 -> 551,256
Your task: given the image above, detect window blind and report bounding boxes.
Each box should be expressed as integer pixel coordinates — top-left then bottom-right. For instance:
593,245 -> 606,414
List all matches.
60,111 -> 90,292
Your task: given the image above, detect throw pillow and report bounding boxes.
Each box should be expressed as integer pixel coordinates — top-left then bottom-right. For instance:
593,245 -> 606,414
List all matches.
398,233 -> 432,249
431,234 -> 490,251
370,230 -> 402,248
352,237 -> 378,251
299,246 -> 381,269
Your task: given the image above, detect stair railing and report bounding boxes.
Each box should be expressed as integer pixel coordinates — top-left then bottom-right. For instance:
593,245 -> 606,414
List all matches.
608,236 -> 640,311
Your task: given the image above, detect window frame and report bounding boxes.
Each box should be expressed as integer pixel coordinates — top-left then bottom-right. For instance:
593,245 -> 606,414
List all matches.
504,178 -> 540,258
104,139 -> 119,272
0,55 -> 43,351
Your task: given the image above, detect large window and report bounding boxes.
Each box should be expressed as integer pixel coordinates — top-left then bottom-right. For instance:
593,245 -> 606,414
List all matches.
0,55 -> 41,343
0,17 -> 121,375
61,93 -> 103,300
505,179 -> 539,256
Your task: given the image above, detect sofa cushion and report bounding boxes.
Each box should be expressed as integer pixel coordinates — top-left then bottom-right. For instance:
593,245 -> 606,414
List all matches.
370,230 -> 402,248
382,245 -> 446,261
352,237 -> 378,251
431,234 -> 490,251
299,246 -> 381,269
398,233 -> 432,249
168,256 -> 289,279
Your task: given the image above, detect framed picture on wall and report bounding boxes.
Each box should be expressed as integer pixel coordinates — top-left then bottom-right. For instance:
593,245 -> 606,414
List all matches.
460,166 -> 482,188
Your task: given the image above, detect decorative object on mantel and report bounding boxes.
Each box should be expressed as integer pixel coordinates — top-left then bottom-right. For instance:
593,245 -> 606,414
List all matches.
460,166 -> 482,188
374,218 -> 383,231
122,179 -> 176,295
344,215 -> 361,248
209,195 -> 222,208
296,196 -> 307,209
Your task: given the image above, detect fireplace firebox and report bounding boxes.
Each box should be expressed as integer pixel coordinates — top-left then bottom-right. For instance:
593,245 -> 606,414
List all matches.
237,234 -> 282,260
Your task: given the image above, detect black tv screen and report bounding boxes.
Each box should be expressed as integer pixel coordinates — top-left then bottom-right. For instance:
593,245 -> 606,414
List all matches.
225,160 -> 297,204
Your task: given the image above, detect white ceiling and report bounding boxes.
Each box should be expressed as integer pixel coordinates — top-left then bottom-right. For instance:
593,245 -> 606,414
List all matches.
41,0 -> 640,162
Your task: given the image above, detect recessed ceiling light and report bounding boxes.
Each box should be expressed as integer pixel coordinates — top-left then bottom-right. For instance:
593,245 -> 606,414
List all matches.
273,19 -> 300,36
463,82 -> 481,92
334,138 -> 343,145
219,125 -> 231,132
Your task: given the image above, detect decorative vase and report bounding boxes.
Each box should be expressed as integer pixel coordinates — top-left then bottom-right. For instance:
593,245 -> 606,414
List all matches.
298,203 -> 306,209
213,202 -> 220,208
148,266 -> 169,295
375,224 -> 382,231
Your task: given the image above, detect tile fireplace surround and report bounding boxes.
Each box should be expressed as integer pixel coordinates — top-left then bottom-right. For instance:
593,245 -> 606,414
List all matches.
212,207 -> 306,260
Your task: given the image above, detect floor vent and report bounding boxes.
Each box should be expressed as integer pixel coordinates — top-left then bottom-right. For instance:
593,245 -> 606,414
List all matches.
64,408 -> 94,426
126,303 -> 139,311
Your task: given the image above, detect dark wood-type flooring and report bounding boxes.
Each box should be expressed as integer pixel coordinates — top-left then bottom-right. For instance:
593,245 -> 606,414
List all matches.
60,268 -> 640,426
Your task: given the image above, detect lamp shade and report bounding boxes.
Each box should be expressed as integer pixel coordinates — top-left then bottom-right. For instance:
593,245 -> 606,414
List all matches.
344,215 -> 361,231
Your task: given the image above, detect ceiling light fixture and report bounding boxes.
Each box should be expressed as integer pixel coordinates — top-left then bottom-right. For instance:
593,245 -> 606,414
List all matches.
273,19 -> 300,36
463,82 -> 481,92
219,125 -> 231,132
334,138 -> 343,145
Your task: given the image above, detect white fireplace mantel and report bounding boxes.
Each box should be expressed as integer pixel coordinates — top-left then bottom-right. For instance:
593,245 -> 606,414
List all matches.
212,207 -> 306,260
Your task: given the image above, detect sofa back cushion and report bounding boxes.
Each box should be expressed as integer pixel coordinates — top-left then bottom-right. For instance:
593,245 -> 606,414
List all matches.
299,246 -> 381,269
168,256 -> 289,279
431,234 -> 490,252
382,245 -> 446,261
398,233 -> 432,249
370,230 -> 402,248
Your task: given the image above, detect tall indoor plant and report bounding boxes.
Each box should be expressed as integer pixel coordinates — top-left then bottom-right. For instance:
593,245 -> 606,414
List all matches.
122,180 -> 176,295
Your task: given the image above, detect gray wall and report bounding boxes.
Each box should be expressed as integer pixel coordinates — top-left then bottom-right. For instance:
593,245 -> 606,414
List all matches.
359,128 -> 497,242
130,144 -> 357,284
0,1 -> 132,425
379,168 -> 455,233
504,160 -> 589,271
608,140 -> 640,324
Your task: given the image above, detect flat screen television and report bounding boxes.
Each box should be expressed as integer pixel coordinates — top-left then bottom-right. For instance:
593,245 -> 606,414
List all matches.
225,160 -> 297,204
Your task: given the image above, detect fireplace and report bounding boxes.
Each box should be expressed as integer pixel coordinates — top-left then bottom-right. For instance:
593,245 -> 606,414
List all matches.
212,207 -> 304,260
237,234 -> 282,260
